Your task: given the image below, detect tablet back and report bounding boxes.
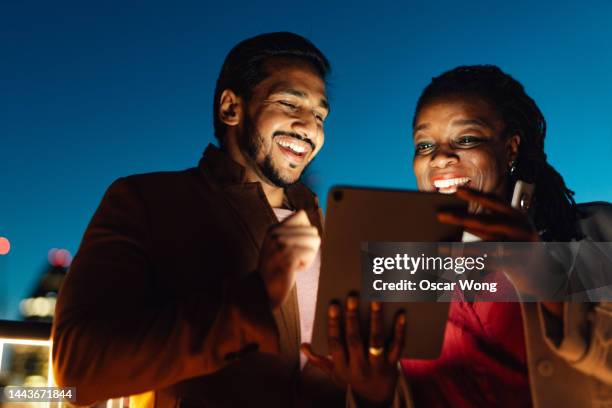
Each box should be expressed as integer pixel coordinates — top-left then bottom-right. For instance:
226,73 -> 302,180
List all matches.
311,187 -> 466,359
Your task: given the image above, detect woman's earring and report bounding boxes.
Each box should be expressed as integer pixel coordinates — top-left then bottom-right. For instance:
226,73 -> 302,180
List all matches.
509,160 -> 517,176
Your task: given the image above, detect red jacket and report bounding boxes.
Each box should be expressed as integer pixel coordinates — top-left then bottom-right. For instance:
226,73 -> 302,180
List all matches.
402,301 -> 531,407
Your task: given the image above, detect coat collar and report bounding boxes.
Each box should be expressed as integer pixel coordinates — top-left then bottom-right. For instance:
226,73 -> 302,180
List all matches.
198,143 -> 246,185
198,143 -> 320,213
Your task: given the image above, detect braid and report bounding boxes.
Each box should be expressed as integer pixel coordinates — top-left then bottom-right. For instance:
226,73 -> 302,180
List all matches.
414,65 -> 578,241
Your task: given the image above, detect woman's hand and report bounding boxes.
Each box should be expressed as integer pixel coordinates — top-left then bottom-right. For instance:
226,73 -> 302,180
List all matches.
437,187 -> 539,242
301,293 -> 406,407
439,187 -> 562,316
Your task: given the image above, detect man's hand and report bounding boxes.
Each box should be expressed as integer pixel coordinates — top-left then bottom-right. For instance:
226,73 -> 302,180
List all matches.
202,210 -> 320,373
258,210 -> 321,308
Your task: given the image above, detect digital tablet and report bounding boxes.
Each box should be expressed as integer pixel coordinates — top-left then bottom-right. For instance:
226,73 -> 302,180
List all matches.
311,187 -> 467,359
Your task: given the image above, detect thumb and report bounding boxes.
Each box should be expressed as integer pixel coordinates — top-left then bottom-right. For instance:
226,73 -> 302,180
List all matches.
301,343 -> 333,375
282,210 -> 311,227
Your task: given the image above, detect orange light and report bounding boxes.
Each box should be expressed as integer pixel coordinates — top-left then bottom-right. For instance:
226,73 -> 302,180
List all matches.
0,237 -> 10,255
48,248 -> 72,267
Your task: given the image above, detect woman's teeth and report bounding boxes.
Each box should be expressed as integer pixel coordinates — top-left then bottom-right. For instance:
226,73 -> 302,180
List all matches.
433,177 -> 470,193
277,139 -> 307,154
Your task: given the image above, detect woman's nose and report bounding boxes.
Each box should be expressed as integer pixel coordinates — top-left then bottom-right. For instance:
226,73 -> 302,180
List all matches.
429,146 -> 459,168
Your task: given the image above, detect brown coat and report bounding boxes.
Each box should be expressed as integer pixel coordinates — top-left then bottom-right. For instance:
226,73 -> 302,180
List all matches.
52,144 -> 324,407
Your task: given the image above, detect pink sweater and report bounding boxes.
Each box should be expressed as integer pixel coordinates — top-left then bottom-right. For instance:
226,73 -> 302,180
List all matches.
273,208 -> 321,369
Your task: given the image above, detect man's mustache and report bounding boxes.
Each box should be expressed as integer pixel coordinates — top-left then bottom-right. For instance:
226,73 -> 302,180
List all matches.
273,131 -> 316,151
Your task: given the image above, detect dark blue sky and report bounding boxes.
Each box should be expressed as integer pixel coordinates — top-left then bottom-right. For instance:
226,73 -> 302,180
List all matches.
1,1 -> 611,318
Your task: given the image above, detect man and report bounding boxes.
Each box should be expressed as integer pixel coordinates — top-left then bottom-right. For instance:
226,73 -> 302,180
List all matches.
52,32 -> 332,407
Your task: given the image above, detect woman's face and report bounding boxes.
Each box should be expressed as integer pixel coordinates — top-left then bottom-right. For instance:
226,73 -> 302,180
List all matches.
412,95 -> 520,199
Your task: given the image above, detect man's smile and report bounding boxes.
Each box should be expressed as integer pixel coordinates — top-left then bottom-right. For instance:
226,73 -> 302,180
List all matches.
274,134 -> 313,163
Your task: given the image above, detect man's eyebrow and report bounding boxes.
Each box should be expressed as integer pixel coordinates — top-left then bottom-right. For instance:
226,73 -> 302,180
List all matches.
270,84 -> 330,112
277,88 -> 307,98
318,97 -> 330,112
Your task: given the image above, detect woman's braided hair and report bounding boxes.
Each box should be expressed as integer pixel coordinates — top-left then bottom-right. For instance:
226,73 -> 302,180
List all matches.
414,65 -> 578,241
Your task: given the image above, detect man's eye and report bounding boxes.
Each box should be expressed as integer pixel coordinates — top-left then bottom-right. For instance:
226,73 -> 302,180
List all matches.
279,101 -> 298,110
415,142 -> 435,154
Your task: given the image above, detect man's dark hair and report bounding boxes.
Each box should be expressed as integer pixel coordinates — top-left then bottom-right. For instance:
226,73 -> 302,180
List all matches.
414,65 -> 578,241
213,32 -> 330,141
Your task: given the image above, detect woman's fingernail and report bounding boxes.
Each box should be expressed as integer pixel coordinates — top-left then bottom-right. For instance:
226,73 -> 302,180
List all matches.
329,303 -> 340,317
437,212 -> 450,221
347,296 -> 359,310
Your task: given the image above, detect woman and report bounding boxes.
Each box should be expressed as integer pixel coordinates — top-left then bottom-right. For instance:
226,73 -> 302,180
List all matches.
304,65 -> 612,407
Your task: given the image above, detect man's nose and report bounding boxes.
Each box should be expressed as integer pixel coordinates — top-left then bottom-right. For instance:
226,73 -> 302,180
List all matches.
429,146 -> 459,168
291,110 -> 319,142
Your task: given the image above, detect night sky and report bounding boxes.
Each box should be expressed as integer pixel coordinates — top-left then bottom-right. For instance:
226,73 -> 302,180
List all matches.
2,0 -> 611,318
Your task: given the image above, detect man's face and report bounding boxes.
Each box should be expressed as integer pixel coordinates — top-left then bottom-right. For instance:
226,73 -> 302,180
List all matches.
238,58 -> 328,187
412,95 -> 514,198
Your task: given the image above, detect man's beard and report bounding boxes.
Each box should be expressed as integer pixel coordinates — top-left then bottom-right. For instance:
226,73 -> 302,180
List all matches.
240,116 -> 311,188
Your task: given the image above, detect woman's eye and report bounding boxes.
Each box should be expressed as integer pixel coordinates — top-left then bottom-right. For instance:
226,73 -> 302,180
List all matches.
415,142 -> 435,154
455,136 -> 481,146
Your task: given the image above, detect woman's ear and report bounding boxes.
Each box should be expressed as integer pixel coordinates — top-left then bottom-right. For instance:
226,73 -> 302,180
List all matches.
506,133 -> 521,164
218,89 -> 242,127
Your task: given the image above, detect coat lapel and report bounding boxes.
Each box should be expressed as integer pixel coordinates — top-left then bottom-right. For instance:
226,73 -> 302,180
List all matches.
197,145 -> 321,368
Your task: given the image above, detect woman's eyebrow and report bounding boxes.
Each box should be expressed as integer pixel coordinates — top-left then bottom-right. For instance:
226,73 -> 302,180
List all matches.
450,118 -> 493,129
414,123 -> 429,132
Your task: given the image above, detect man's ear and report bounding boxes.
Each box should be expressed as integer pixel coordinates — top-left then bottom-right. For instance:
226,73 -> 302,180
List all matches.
218,89 -> 242,127
506,133 -> 521,163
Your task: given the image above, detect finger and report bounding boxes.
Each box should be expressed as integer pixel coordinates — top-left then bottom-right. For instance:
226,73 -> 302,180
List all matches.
284,246 -> 319,271
387,311 -> 406,364
280,210 -> 311,227
345,293 -> 366,371
368,301 -> 385,369
463,227 -> 538,243
301,343 -> 334,376
271,225 -> 319,237
266,226 -> 318,251
437,242 -> 500,257
437,212 -> 535,241
471,222 -> 537,241
461,228 -> 504,242
436,240 -> 534,259
267,226 -> 318,245
276,234 -> 321,250
328,301 -> 347,374
264,269 -> 297,308
455,188 -> 518,217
